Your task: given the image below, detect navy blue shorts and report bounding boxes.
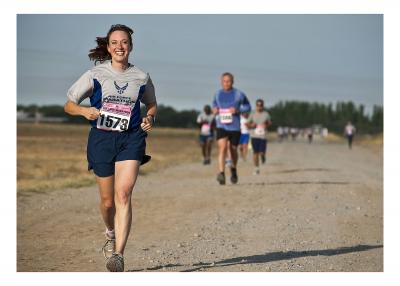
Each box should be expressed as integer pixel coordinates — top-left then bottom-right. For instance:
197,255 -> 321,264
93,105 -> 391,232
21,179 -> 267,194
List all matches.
199,134 -> 213,144
239,133 -> 250,145
251,138 -> 267,153
87,127 -> 147,177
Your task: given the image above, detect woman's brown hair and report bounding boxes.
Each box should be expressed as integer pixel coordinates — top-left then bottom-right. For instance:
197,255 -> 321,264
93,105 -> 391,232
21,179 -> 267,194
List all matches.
88,24 -> 134,64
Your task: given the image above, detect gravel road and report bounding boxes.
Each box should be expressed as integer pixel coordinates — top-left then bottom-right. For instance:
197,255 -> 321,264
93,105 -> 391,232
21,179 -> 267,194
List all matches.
17,138 -> 383,272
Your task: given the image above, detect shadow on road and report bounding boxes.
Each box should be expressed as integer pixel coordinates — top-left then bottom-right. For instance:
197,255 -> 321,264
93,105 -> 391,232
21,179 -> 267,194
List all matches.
271,168 -> 336,174
181,244 -> 383,272
127,244 -> 382,272
244,181 -> 354,186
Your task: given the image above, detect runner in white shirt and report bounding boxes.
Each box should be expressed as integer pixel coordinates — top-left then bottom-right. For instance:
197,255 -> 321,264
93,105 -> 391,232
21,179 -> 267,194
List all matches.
197,105 -> 215,165
344,121 -> 356,149
247,99 -> 272,174
239,113 -> 250,161
64,24 -> 157,272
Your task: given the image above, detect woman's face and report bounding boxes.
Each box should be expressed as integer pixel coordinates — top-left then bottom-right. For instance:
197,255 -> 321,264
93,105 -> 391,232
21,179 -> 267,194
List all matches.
107,30 -> 131,64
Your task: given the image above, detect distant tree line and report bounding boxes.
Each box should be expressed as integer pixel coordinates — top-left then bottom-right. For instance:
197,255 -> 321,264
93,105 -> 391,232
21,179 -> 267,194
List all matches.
268,101 -> 383,134
17,100 -> 383,134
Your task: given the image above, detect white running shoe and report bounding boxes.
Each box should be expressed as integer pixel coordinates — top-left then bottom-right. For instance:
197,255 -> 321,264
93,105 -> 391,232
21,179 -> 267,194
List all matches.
102,230 -> 116,259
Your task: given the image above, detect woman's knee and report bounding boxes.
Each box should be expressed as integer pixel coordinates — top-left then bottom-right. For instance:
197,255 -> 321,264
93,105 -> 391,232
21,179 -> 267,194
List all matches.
100,197 -> 114,209
115,191 -> 132,205
115,184 -> 134,205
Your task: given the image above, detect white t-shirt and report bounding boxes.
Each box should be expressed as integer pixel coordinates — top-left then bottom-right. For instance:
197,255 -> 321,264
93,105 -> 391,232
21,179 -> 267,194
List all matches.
197,112 -> 215,136
240,115 -> 250,134
67,60 -> 156,131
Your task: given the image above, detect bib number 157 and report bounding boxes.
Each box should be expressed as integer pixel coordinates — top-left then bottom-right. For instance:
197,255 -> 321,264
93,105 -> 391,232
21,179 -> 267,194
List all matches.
97,112 -> 129,132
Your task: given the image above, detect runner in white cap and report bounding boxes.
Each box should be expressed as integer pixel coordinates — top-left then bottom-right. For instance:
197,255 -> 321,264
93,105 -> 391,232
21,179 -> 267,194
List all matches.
64,24 -> 157,271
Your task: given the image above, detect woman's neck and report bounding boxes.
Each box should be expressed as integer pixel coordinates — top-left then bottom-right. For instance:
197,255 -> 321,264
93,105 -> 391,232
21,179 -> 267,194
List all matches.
111,60 -> 130,72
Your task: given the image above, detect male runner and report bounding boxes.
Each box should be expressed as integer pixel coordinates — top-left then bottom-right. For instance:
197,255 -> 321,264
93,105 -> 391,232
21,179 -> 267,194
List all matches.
247,99 -> 272,174
212,72 -> 251,185
344,121 -> 356,149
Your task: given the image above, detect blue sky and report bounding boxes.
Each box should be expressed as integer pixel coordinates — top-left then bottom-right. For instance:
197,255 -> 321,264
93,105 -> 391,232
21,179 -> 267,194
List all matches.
17,14 -> 383,113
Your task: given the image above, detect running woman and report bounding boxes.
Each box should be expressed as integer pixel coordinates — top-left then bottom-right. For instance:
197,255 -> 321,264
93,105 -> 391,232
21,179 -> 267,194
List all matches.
197,105 -> 215,165
64,24 -> 157,272
247,99 -> 272,175
212,72 -> 251,185
239,112 -> 250,161
344,121 -> 356,149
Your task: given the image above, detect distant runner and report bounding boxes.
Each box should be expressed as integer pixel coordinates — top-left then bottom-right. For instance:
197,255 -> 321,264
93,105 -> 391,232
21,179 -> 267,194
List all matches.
277,126 -> 284,142
64,24 -> 157,272
212,72 -> 251,185
344,121 -> 356,149
239,113 -> 250,161
247,99 -> 272,174
197,105 -> 215,165
306,127 -> 313,144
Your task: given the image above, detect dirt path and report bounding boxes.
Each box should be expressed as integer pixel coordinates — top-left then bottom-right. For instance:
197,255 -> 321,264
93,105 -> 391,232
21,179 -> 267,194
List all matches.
17,137 -> 383,272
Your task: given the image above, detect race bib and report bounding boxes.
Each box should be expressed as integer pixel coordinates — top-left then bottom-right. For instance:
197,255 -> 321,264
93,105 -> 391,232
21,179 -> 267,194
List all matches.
97,101 -> 132,132
255,124 -> 266,136
201,123 -> 211,135
219,108 -> 233,124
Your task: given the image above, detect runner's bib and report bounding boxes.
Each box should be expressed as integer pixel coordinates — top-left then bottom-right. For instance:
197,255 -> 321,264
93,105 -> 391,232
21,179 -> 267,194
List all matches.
219,108 -> 233,124
97,101 -> 132,132
255,124 -> 266,136
201,123 -> 211,135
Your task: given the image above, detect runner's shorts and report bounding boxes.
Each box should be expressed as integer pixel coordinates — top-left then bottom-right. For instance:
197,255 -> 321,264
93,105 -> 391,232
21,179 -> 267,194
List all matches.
216,128 -> 241,146
239,133 -> 250,145
87,127 -> 147,177
251,138 -> 267,153
199,134 -> 214,144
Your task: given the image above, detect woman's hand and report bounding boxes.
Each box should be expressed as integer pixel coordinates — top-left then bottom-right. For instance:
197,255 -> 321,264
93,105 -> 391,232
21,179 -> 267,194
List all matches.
64,101 -> 100,120
141,115 -> 153,132
83,107 -> 100,120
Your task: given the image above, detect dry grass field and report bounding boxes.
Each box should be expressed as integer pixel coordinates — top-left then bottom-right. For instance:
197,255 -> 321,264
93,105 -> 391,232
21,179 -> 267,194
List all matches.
17,123 -> 382,193
17,123 -> 201,193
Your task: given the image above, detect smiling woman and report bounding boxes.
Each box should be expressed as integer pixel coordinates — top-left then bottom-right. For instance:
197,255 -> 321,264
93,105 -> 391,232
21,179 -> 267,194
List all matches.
63,24 -> 158,272
88,24 -> 134,64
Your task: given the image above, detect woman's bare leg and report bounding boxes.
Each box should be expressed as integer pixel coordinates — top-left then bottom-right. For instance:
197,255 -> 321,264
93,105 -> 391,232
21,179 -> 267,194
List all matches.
96,175 -> 115,231
113,160 -> 141,255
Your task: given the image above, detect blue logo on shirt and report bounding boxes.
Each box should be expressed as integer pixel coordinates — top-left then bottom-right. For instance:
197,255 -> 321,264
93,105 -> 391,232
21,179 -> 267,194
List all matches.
114,81 -> 129,94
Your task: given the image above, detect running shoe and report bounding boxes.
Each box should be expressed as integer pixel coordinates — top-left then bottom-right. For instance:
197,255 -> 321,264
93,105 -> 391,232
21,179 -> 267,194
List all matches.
217,172 -> 226,185
102,237 -> 116,259
230,168 -> 238,184
253,168 -> 260,175
106,253 -> 124,272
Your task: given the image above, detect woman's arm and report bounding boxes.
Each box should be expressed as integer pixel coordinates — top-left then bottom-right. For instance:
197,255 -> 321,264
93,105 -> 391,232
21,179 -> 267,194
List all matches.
64,100 -> 100,120
141,102 -> 157,132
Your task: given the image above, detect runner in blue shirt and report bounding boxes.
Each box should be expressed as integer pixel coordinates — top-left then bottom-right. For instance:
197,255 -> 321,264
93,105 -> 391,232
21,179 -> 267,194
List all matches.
212,72 -> 251,185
